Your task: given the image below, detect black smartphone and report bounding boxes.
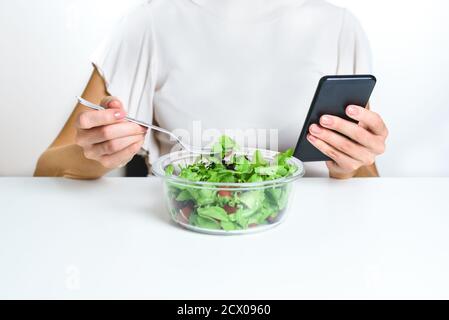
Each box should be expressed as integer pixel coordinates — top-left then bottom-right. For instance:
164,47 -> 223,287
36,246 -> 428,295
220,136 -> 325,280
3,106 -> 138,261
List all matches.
294,75 -> 377,162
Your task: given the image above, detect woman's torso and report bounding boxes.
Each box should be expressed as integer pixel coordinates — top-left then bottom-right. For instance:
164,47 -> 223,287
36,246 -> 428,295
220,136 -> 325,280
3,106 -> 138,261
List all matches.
92,0 -> 370,177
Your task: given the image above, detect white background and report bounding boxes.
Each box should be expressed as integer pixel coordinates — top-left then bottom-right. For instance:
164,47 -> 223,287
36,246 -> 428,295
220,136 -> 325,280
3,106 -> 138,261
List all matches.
0,0 -> 448,177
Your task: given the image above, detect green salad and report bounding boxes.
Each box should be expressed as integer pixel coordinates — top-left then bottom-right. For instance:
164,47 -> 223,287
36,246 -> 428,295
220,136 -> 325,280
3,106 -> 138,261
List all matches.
164,136 -> 298,231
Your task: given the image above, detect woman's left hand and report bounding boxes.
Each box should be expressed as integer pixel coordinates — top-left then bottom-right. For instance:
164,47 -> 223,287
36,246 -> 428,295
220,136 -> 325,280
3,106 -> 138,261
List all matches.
307,105 -> 388,179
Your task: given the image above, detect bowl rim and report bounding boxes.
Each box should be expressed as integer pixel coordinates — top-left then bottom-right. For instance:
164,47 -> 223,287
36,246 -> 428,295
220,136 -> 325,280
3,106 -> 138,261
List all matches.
151,148 -> 305,188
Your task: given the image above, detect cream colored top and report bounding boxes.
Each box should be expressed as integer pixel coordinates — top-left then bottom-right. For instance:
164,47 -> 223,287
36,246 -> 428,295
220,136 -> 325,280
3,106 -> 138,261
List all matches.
91,0 -> 373,177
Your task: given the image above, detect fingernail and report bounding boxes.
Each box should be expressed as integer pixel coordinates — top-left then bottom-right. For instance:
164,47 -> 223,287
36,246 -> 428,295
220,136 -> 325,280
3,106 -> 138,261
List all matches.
347,106 -> 358,116
114,111 -> 123,119
310,124 -> 322,134
307,134 -> 316,142
321,115 -> 332,126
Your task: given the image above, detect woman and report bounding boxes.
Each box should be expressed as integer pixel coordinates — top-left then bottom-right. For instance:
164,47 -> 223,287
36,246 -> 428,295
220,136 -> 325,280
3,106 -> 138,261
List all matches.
34,0 -> 388,179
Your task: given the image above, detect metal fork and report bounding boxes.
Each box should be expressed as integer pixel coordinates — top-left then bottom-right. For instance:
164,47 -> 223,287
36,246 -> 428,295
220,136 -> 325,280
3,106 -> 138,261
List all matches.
76,96 -> 210,155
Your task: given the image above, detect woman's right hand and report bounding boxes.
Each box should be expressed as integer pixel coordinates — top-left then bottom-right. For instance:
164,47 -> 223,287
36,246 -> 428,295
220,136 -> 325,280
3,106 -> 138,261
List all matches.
75,96 -> 147,169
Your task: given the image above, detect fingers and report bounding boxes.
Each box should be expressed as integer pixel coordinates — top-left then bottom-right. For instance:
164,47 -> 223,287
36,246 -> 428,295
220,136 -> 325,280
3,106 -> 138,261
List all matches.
309,124 -> 375,165
346,105 -> 388,137
307,134 -> 363,172
318,115 -> 385,154
83,134 -> 145,159
76,96 -> 125,129
308,105 -> 388,178
77,109 -> 125,129
76,122 -> 147,146
97,140 -> 144,169
75,96 -> 146,169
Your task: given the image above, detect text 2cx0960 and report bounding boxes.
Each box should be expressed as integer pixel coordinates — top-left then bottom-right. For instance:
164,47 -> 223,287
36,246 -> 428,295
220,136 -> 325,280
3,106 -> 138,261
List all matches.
221,304 -> 271,315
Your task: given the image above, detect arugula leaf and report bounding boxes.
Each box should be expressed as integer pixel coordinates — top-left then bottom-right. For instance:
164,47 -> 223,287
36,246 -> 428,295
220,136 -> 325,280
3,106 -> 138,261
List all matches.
165,164 -> 174,176
234,155 -> 252,174
253,149 -> 267,166
274,148 -> 293,166
211,135 -> 239,158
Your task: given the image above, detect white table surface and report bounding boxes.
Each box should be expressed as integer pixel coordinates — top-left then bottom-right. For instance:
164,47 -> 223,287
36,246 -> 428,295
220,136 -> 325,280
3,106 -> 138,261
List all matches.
0,177 -> 448,299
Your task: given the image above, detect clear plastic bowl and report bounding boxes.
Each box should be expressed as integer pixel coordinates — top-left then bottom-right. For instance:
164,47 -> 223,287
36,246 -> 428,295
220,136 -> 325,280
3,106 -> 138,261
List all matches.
152,148 -> 305,235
